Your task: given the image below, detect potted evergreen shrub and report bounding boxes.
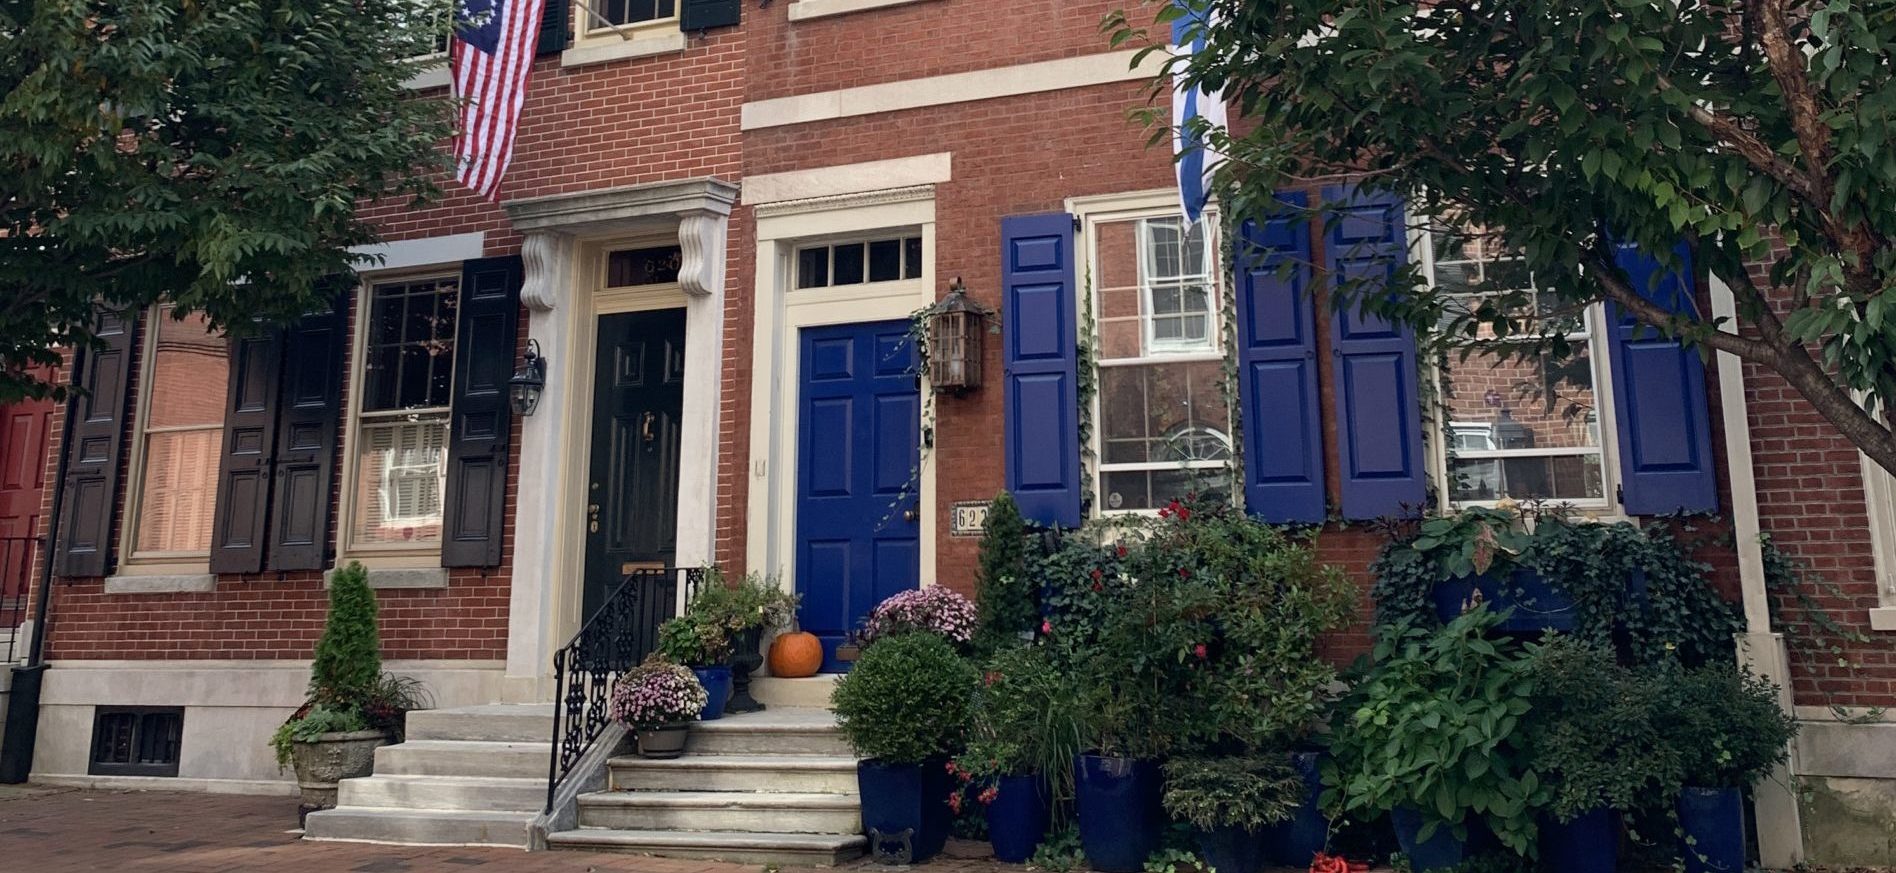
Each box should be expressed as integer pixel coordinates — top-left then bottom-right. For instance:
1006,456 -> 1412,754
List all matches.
951,644 -> 1082,862
269,562 -> 429,810
657,614 -> 733,720
970,491 -> 1036,658
1653,663 -> 1797,873
611,657 -> 709,758
830,631 -> 978,865
1162,756 -> 1306,873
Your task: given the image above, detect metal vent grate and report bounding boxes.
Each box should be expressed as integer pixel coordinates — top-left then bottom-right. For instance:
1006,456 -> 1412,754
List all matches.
89,707 -> 184,777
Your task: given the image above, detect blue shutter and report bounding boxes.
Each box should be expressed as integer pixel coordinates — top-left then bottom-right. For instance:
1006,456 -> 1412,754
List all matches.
1002,213 -> 1082,527
1606,243 -> 1717,514
1236,193 -> 1325,523
1324,185 -> 1425,519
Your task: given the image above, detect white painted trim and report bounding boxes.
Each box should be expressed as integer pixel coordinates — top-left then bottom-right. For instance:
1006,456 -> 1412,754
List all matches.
402,56 -> 450,91
744,155 -> 951,206
788,0 -> 937,22
560,29 -> 687,69
103,574 -> 215,594
1871,606 -> 1896,632
352,232 -> 485,274
745,196 -> 939,603
741,49 -> 1159,131
323,567 -> 450,590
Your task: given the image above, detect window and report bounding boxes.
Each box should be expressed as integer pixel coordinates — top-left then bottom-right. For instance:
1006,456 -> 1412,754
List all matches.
592,0 -> 676,31
1422,217 -> 1611,508
1091,213 -> 1231,512
349,277 -> 458,551
127,307 -> 229,560
89,707 -> 183,777
796,235 -> 923,289
607,245 -> 683,287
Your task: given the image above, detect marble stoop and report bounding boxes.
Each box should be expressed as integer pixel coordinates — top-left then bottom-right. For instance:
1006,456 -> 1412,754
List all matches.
301,704 -> 554,848
546,707 -> 867,865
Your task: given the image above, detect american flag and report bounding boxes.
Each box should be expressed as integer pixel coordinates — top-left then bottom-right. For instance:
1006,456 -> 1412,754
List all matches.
451,0 -> 545,199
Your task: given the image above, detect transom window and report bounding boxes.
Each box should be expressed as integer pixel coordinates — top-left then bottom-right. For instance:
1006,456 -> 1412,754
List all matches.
796,236 -> 923,289
1091,213 -> 1231,513
127,306 -> 230,559
607,245 -> 683,288
1423,217 -> 1610,508
350,277 -> 458,551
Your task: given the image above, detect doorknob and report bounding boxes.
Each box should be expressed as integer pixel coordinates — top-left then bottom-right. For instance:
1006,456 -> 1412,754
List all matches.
903,507 -> 918,523
587,503 -> 600,533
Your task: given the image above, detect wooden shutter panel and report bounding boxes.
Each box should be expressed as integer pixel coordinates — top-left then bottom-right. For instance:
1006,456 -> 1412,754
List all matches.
1002,213 -> 1082,528
442,256 -> 523,568
1324,185 -> 1425,520
207,330 -> 285,575
266,292 -> 349,571
1237,194 -> 1325,523
680,0 -> 739,31
1607,243 -> 1717,514
53,308 -> 137,577
536,0 -> 569,55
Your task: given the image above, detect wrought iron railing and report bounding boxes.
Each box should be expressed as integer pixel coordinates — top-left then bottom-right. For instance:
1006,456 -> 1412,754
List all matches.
0,536 -> 40,666
544,565 -> 705,812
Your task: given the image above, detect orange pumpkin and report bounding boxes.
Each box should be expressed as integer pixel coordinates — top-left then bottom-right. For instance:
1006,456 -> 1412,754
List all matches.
767,631 -> 824,678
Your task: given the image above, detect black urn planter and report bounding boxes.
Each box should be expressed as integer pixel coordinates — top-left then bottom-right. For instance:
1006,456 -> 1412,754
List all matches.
727,626 -> 765,713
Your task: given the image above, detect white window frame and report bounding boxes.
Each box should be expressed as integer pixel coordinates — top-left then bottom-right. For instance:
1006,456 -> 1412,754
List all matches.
118,304 -> 226,571
1070,191 -> 1232,518
337,272 -> 460,562
1856,439 -> 1896,629
1413,220 -> 1624,515
1137,218 -> 1218,354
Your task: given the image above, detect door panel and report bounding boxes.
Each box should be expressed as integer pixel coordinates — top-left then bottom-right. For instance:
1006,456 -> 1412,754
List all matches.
0,374 -> 55,606
795,320 -> 921,671
584,310 -> 686,621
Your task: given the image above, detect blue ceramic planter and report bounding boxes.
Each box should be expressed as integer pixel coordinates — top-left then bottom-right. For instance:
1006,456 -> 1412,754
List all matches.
692,665 -> 732,720
1541,807 -> 1618,873
1677,786 -> 1745,873
858,759 -> 953,864
1263,751 -> 1329,867
986,773 -> 1051,863
1074,755 -> 1161,873
1196,825 -> 1268,873
1390,807 -> 1465,873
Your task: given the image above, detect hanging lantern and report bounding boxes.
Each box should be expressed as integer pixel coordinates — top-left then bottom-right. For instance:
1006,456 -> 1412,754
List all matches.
927,278 -> 990,393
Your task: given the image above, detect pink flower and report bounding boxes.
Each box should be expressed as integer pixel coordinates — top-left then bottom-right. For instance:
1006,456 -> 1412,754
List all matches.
1193,643 -> 1208,660
1040,619 -> 1052,635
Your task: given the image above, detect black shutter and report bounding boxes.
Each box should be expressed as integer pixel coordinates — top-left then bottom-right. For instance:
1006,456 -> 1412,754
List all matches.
265,291 -> 349,571
537,0 -> 570,54
207,329 -> 285,575
680,0 -> 739,31
53,308 -> 137,578
441,256 -> 523,568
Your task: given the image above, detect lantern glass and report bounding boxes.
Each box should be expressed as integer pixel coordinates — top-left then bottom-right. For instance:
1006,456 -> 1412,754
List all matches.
928,307 -> 983,390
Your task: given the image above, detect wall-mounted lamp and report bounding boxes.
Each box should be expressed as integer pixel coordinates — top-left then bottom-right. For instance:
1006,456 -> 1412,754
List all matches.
510,339 -> 547,416
928,277 -> 991,393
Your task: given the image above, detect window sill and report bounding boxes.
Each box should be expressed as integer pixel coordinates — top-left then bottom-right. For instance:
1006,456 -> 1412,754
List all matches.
325,566 -> 450,590
1871,607 -> 1896,632
561,31 -> 688,69
403,56 -> 450,91
103,573 -> 216,595
788,0 -> 938,22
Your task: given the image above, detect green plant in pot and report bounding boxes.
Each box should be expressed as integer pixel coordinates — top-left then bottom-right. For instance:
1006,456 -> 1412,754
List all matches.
657,613 -> 733,720
688,569 -> 798,712
952,644 -> 1084,863
269,562 -> 431,810
1163,756 -> 1305,873
1323,609 -> 1549,871
1652,662 -> 1797,873
831,631 -> 978,865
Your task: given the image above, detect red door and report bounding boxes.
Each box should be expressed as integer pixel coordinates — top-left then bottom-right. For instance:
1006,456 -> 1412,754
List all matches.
0,377 -> 54,608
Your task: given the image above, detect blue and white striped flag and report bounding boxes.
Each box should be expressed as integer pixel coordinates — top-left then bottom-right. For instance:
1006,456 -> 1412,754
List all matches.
1172,5 -> 1227,224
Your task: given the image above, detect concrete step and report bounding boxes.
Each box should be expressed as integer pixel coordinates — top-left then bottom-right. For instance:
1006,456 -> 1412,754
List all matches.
406,704 -> 553,743
609,754 -> 858,794
302,807 -> 535,847
750,676 -> 840,709
576,790 -> 861,834
336,774 -> 545,813
687,708 -> 849,756
373,740 -> 550,778
546,828 -> 866,865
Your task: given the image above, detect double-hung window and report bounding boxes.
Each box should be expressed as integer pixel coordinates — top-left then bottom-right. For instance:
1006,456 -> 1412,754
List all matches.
125,306 -> 230,562
1421,217 -> 1612,509
1090,211 -> 1232,513
348,277 -> 459,552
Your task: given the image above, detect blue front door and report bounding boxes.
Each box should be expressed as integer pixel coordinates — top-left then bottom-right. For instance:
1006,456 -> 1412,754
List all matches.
795,320 -> 921,671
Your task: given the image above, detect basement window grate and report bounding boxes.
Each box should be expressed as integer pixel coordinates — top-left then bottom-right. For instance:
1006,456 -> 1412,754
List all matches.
88,707 -> 184,777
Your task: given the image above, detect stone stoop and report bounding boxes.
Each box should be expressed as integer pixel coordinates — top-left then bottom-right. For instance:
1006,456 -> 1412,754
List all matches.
302,704 -> 554,848
546,707 -> 867,865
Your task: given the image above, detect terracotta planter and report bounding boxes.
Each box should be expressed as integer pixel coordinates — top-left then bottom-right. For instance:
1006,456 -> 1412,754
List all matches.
289,729 -> 388,809
638,724 -> 691,758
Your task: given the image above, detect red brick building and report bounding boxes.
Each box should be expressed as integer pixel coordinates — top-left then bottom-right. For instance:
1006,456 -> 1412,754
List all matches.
0,0 -> 1889,864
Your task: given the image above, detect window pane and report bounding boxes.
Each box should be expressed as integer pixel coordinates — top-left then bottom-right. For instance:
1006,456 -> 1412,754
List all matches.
145,311 -> 228,430
363,279 -> 458,412
1098,361 -> 1231,466
797,247 -> 828,289
833,243 -> 865,285
352,416 -> 449,547
868,239 -> 901,282
1448,453 -> 1605,503
134,429 -> 221,554
903,237 -> 923,279
1440,347 -> 1599,450
1102,467 -> 1233,512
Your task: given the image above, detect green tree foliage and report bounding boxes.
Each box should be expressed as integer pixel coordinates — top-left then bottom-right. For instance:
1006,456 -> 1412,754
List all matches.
1120,0 -> 1896,476
310,562 -> 383,710
973,492 -> 1036,656
0,0 -> 452,401
831,632 -> 979,765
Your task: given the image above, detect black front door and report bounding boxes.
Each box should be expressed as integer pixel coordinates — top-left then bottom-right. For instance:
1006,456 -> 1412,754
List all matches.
583,309 -> 686,620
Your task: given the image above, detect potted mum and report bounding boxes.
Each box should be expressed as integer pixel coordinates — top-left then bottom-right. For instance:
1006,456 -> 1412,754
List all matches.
858,585 -> 977,650
1653,663 -> 1797,873
831,631 -> 979,865
611,657 -> 709,758
657,613 -> 733,720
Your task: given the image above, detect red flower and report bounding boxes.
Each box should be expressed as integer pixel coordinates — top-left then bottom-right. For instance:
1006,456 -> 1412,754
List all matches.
1090,567 -> 1103,581
984,671 -> 1000,687
1178,505 -> 1192,521
947,792 -> 963,814
1092,582 -> 1103,592
1040,619 -> 1053,635
1178,567 -> 1191,579
1193,643 -> 1208,660
1116,544 -> 1128,558
1309,853 -> 1367,873
978,786 -> 999,805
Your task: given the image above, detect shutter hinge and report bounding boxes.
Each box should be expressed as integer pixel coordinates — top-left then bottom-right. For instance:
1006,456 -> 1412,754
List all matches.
1071,215 -> 1082,232
1615,483 -> 1624,505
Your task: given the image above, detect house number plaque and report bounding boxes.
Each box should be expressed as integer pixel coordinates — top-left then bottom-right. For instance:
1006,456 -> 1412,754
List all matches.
949,502 -> 989,537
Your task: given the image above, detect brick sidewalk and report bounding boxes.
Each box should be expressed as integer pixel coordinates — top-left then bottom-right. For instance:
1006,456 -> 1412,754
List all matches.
0,786 -> 1008,873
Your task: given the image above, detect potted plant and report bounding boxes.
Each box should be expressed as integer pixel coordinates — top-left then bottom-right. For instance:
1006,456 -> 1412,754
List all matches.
269,562 -> 430,810
657,614 -> 732,720
1162,756 -> 1306,873
952,644 -> 1082,862
691,569 -> 798,711
1323,610 -> 1548,872
610,656 -> 710,758
1653,663 -> 1797,873
831,631 -> 979,865
858,585 -> 978,650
